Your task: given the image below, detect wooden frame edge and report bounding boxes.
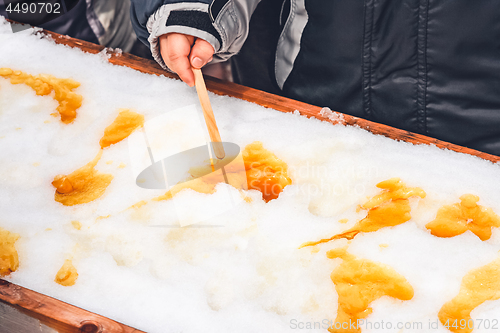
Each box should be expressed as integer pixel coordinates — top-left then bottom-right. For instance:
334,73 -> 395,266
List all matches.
32,23 -> 500,164
0,279 -> 143,333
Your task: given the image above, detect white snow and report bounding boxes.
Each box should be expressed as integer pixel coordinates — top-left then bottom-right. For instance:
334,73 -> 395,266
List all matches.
1,17 -> 500,333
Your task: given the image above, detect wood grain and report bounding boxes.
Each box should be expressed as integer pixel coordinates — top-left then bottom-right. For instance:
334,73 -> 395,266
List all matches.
0,279 -> 143,333
193,68 -> 225,159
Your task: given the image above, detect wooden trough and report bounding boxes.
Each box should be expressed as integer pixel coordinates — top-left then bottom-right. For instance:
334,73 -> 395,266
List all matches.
1,23 -> 499,333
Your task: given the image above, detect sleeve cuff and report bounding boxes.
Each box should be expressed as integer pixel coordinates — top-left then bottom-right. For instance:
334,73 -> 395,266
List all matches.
146,3 -> 222,71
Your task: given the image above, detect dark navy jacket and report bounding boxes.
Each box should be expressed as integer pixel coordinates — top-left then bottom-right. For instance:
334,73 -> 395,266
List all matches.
139,0 -> 500,156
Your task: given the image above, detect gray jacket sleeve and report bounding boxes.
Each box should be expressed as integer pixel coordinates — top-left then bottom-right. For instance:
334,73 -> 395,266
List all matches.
130,0 -> 262,69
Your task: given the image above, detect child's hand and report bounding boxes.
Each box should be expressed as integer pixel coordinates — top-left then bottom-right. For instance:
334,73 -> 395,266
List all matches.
159,33 -> 215,87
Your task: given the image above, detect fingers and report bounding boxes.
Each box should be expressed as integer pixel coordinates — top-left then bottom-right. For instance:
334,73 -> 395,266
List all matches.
158,33 -> 215,87
159,33 -> 195,86
190,38 -> 215,69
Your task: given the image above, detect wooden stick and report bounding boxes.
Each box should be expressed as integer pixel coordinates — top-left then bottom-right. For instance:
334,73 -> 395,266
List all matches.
193,68 -> 225,159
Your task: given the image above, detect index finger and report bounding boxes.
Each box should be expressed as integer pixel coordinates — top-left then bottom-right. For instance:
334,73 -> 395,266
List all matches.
159,33 -> 195,87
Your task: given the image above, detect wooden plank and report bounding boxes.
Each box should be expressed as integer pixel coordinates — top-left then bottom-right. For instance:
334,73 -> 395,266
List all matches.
1,300 -> 59,333
0,280 -> 144,333
36,26 -> 500,164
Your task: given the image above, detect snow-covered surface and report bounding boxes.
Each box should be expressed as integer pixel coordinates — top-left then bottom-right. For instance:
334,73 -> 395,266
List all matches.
1,18 -> 500,333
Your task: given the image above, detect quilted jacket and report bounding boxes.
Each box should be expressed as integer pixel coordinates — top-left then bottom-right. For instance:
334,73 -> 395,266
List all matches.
131,0 -> 500,156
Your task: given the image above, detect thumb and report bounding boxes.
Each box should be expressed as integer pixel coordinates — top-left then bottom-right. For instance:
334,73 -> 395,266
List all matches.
190,38 -> 215,69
